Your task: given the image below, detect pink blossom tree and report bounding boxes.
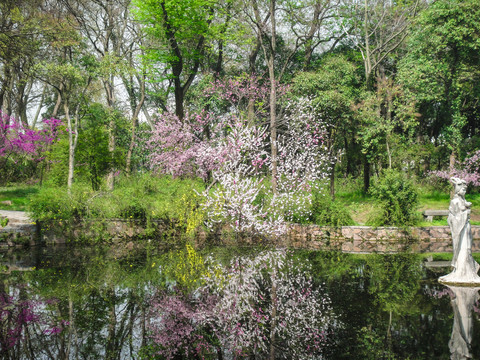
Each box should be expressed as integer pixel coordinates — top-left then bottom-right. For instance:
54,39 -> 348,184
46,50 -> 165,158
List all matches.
430,150 -> 480,187
147,111 -> 230,180
201,98 -> 330,236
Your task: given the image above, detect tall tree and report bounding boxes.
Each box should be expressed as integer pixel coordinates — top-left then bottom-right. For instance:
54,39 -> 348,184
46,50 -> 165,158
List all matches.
0,0 -> 45,125
291,54 -> 360,199
34,3 -> 93,190
242,0 -> 343,194
63,0 -> 133,190
342,0 -> 421,191
132,0 -> 221,121
398,0 -> 480,171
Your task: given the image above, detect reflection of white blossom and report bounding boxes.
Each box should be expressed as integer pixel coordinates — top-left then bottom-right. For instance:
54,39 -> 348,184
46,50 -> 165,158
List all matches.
202,249 -> 335,358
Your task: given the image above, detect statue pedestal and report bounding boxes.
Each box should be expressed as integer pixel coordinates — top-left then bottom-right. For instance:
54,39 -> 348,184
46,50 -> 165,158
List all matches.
439,273 -> 480,286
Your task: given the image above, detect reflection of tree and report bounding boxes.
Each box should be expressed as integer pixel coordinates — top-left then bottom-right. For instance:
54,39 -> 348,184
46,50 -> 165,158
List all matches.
364,254 -> 423,355
0,247 -> 159,359
148,249 -> 335,359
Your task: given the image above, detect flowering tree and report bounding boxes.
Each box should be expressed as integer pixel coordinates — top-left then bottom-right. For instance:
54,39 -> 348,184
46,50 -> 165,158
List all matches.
147,111 -> 229,180
0,111 -> 62,183
148,249 -> 335,359
430,150 -> 480,187
201,99 -> 330,236
204,74 -> 289,120
147,78 -> 330,236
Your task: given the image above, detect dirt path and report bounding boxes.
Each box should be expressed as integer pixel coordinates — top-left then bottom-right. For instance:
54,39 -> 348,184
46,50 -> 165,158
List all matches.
0,210 -> 31,223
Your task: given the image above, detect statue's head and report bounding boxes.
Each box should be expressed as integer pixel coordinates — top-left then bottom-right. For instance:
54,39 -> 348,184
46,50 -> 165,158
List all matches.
451,177 -> 467,196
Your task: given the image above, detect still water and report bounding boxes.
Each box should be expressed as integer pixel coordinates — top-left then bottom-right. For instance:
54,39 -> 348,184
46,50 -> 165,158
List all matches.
0,244 -> 478,359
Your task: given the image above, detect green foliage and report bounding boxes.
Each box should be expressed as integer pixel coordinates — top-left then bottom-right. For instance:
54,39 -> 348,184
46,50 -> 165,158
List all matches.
356,326 -> 399,360
28,174 -> 206,241
398,0 -> 480,157
366,253 -> 423,313
45,103 -> 129,189
355,78 -> 418,168
28,183 -> 92,224
311,192 -> 355,227
369,169 -> 419,226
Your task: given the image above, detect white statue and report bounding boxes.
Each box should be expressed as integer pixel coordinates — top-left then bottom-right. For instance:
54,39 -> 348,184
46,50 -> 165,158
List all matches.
439,177 -> 480,285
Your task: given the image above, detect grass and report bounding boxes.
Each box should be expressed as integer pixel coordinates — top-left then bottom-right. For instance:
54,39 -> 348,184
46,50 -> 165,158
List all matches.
335,193 -> 376,225
334,181 -> 480,225
420,253 -> 480,263
3,176 -> 480,227
0,185 -> 39,211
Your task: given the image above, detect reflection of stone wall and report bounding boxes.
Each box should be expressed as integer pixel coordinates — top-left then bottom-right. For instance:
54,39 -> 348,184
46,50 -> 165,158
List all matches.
282,225 -> 480,253
11,218 -> 480,254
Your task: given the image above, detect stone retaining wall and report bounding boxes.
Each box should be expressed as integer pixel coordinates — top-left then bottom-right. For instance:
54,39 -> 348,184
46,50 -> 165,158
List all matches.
281,225 -> 480,253
3,215 -> 479,253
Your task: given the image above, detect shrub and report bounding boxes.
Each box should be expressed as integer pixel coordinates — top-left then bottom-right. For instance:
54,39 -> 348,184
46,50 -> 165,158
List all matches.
311,192 -> 355,227
369,169 -> 419,226
28,184 -> 93,224
28,175 -> 206,241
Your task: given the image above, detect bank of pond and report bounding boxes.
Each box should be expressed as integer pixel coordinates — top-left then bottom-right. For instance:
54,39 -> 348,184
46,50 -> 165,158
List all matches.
0,243 -> 478,359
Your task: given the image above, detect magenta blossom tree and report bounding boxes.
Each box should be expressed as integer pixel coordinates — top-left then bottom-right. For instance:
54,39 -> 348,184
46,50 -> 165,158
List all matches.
0,111 -> 62,159
0,111 -> 62,182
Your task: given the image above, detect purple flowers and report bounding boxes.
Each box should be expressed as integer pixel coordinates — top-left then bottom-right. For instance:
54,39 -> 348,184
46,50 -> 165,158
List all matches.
0,111 -> 62,161
430,150 -> 480,187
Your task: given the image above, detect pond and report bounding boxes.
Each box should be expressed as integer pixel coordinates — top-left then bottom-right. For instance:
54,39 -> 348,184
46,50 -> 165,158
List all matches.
0,244 -> 478,359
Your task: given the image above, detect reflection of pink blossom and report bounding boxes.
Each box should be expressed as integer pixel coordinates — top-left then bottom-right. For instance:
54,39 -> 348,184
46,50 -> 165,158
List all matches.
149,250 -> 334,358
425,287 -> 454,299
44,320 -> 70,335
0,293 -> 40,349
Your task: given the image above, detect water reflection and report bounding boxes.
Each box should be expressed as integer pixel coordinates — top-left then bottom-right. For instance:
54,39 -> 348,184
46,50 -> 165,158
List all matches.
0,246 -> 479,359
446,286 -> 480,360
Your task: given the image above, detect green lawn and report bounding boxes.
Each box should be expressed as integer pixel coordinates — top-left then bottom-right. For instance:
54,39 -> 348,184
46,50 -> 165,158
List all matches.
0,185 -> 39,211
2,181 -> 480,226
335,187 -> 480,226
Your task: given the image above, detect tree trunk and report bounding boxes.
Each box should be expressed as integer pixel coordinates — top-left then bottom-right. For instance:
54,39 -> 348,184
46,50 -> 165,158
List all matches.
105,79 -> 116,191
330,159 -> 336,201
125,74 -> 146,174
268,0 -> 278,194
64,101 -> 76,191
363,155 -> 370,193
